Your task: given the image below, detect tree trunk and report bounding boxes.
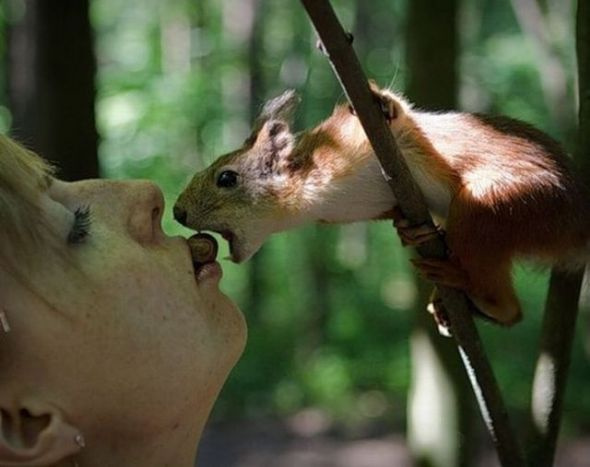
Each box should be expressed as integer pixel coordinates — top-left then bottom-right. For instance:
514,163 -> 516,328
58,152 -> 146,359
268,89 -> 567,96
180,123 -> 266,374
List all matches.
7,0 -> 99,180
405,1 -> 476,466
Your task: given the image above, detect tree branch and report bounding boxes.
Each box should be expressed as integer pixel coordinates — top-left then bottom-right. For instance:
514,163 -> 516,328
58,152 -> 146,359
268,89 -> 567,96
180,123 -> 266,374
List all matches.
526,0 -> 589,463
528,270 -> 583,465
300,1 -> 525,465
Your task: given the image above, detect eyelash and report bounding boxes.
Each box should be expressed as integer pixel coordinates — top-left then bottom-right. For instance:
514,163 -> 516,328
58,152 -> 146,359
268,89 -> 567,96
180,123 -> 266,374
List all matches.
67,206 -> 92,245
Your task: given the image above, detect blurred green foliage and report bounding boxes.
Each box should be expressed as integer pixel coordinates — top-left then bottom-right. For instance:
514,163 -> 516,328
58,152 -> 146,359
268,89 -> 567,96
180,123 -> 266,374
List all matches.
87,0 -> 588,433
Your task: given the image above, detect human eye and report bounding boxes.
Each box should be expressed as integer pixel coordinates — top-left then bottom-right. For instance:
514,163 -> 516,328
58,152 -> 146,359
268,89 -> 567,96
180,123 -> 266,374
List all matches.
67,206 -> 92,245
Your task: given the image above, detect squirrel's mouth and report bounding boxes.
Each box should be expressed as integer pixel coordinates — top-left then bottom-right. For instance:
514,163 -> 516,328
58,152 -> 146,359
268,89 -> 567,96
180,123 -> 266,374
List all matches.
216,229 -> 240,262
198,228 -> 242,263
203,228 -> 251,263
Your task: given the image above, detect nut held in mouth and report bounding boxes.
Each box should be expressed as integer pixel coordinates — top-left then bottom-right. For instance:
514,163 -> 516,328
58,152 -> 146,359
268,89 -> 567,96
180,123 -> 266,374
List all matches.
188,233 -> 219,265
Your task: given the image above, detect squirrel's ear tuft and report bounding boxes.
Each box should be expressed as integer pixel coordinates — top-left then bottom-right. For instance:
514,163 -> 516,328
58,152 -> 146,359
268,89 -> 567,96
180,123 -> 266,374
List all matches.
247,90 -> 299,176
257,118 -> 294,176
260,89 -> 300,123
250,90 -> 300,137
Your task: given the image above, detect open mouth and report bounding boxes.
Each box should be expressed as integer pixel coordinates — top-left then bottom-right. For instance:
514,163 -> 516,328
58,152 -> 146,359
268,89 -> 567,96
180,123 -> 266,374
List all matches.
191,229 -> 241,263
214,229 -> 240,262
219,230 -> 235,253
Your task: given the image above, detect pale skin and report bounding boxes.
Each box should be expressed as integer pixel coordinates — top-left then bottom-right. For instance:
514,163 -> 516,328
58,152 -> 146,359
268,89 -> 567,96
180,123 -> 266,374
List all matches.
0,178 -> 246,466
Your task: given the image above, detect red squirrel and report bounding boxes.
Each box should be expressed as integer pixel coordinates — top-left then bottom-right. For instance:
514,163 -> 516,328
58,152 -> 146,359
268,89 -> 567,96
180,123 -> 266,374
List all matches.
174,84 -> 590,325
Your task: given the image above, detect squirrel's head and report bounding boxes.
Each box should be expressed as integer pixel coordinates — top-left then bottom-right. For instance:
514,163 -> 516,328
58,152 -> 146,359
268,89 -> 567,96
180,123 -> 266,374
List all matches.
174,90 -> 302,263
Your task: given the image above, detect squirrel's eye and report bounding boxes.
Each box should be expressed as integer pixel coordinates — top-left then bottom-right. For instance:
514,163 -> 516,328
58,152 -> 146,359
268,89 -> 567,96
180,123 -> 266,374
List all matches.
217,170 -> 239,188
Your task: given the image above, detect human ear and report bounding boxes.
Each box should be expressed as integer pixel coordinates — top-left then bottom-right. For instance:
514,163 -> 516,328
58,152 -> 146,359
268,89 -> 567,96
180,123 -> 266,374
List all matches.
0,401 -> 83,466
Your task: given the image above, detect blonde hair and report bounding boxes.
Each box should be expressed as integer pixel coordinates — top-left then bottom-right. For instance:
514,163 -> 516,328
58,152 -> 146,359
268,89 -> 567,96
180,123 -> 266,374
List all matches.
0,134 -> 55,269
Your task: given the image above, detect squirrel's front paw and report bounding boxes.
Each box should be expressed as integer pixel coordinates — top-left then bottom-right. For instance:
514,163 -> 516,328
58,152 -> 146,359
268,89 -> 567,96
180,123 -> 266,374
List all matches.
368,81 -> 397,122
392,206 -> 442,247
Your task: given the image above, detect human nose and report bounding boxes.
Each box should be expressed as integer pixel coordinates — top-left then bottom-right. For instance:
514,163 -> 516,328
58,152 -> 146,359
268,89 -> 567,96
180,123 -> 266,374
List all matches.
125,180 -> 166,244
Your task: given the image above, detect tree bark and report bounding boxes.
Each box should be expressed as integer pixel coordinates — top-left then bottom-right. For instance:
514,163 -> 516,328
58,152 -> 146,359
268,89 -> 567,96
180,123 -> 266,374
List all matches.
300,1 -> 526,465
7,0 -> 99,180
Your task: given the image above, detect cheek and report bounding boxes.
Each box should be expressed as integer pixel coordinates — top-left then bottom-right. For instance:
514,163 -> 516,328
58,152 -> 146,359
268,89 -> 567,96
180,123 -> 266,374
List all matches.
60,283 -> 243,435
87,252 -> 246,378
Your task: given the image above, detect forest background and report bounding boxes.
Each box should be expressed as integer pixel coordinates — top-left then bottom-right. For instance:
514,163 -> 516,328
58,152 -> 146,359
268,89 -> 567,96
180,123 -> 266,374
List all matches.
1,0 -> 589,465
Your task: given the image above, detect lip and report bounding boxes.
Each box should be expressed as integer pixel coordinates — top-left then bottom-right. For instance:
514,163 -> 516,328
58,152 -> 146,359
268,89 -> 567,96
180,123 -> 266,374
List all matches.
194,261 -> 223,283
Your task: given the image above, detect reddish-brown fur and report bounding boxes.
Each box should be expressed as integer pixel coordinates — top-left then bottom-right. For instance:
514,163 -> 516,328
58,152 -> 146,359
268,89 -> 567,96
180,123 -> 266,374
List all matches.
175,86 -> 590,324
382,101 -> 589,323
287,91 -> 590,323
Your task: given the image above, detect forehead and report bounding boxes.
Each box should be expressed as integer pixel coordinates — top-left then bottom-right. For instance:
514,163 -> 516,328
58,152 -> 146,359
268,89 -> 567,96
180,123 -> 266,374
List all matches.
208,147 -> 250,170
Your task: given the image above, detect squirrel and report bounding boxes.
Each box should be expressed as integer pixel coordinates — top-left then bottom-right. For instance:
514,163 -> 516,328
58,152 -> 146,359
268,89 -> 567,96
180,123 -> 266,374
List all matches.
174,84 -> 590,326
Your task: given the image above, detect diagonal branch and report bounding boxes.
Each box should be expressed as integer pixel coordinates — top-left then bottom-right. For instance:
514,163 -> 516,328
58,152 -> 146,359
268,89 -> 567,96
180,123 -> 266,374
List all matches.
300,1 -> 525,466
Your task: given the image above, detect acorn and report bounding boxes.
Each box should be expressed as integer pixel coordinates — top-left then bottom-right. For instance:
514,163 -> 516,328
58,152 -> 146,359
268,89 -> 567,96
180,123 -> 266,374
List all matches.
188,233 -> 218,266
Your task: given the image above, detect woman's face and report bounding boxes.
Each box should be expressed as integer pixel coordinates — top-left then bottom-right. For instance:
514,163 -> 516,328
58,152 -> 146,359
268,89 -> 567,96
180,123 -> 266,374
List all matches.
0,178 -> 246,441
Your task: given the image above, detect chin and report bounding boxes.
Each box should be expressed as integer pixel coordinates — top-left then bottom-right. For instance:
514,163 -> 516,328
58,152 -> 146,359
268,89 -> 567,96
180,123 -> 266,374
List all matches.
230,247 -> 253,264
226,234 -> 266,264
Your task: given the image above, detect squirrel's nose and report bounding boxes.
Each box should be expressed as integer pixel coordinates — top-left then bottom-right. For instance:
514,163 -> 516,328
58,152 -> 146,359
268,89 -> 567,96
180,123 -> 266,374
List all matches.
173,205 -> 188,226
